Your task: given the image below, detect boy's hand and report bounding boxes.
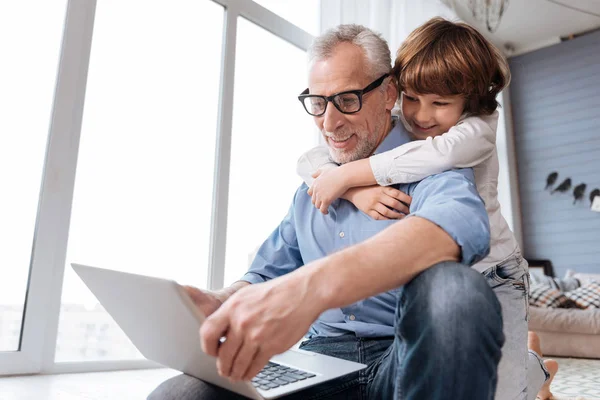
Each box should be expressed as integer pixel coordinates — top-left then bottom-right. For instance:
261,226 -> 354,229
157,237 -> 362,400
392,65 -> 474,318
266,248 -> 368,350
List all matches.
344,186 -> 411,220
307,169 -> 349,214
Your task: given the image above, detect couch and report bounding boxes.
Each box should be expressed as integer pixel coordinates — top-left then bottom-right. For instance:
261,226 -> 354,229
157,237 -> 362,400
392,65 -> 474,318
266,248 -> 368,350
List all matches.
528,270 -> 600,359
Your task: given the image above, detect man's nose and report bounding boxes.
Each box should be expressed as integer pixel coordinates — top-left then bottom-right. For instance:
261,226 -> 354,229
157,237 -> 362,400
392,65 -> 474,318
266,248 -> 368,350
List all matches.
321,102 -> 344,133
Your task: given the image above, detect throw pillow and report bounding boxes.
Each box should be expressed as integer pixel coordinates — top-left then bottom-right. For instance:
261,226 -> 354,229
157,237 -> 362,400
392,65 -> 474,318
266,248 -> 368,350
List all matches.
529,283 -> 576,308
563,281 -> 600,309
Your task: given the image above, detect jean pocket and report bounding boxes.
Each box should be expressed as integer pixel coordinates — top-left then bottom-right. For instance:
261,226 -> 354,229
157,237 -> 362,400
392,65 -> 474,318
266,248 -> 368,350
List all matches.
487,255 -> 527,285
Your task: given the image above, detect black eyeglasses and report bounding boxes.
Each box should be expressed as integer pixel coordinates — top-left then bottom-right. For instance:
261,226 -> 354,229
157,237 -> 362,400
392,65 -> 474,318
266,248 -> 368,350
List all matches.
298,73 -> 389,117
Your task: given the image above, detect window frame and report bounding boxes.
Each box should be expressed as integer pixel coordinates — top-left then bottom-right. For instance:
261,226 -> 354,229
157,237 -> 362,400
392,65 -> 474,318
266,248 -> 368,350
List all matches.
0,0 -> 315,376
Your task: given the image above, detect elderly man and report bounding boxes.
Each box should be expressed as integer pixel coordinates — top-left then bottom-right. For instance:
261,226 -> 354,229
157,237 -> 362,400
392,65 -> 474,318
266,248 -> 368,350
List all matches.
149,24 -> 503,400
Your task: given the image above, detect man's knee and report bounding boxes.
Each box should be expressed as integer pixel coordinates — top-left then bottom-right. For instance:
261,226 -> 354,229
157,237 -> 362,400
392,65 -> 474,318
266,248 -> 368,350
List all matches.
397,261 -> 503,338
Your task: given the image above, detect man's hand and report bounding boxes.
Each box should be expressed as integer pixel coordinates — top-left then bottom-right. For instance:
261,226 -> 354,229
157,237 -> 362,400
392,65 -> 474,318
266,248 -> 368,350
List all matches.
199,276 -> 322,382
344,186 -> 411,220
307,168 -> 349,214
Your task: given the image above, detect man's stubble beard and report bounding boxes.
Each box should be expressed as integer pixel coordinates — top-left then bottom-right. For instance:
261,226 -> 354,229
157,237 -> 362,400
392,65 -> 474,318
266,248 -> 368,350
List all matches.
327,109 -> 387,165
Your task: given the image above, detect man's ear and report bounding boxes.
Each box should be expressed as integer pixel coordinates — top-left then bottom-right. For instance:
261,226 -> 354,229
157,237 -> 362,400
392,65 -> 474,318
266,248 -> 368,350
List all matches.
384,77 -> 399,111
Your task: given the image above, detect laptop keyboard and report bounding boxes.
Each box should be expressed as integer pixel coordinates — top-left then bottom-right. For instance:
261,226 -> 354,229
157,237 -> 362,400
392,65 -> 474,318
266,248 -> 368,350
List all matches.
251,361 -> 317,391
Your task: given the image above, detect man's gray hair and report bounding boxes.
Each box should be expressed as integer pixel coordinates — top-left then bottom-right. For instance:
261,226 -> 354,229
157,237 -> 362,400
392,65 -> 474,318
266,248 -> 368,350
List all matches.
308,24 -> 392,81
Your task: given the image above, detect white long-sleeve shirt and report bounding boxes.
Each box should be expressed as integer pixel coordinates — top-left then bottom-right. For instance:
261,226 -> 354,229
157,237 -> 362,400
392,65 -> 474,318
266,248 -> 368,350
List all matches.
296,111 -> 520,273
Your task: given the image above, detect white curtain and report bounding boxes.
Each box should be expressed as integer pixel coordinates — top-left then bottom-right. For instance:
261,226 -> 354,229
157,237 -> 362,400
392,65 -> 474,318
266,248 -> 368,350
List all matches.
320,0 -> 460,54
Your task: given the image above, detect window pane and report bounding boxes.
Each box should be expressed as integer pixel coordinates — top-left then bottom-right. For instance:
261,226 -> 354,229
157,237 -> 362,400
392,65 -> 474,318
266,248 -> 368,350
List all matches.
55,0 -> 223,362
254,0 -> 320,36
0,1 -> 67,352
224,18 -> 318,286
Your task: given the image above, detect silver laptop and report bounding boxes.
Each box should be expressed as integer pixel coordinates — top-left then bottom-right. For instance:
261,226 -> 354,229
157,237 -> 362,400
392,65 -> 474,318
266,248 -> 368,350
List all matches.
71,263 -> 365,399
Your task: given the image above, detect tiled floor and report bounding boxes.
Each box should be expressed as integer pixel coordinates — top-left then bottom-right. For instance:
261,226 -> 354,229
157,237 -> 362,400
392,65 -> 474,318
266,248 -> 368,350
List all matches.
0,357 -> 598,400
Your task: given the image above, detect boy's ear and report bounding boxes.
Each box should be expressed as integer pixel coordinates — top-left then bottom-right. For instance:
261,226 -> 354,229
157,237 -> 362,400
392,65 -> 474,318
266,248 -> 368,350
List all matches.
385,77 -> 399,111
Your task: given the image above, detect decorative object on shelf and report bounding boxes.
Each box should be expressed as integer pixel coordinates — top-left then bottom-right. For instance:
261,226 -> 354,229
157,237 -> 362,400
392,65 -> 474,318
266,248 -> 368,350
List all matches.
592,194 -> 600,213
466,0 -> 510,33
545,171 -> 558,190
572,183 -> 586,204
590,188 -> 600,204
544,171 -> 598,212
551,178 -> 571,194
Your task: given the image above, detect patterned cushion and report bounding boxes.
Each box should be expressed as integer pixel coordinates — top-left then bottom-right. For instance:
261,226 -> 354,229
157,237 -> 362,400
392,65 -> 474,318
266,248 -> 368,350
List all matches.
564,281 -> 600,309
529,283 -> 576,308
530,273 -> 581,292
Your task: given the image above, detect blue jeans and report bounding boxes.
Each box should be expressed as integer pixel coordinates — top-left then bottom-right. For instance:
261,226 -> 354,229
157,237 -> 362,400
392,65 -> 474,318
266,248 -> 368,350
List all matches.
148,262 -> 505,400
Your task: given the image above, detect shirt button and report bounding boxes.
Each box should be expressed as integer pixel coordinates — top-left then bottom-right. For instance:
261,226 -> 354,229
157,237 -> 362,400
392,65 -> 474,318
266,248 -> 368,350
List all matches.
349,314 -> 356,321
339,231 -> 345,238
386,177 -> 393,184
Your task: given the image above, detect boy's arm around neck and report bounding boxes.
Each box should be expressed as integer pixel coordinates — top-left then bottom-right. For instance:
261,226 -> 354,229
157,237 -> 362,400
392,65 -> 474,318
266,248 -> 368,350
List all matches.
370,111 -> 499,185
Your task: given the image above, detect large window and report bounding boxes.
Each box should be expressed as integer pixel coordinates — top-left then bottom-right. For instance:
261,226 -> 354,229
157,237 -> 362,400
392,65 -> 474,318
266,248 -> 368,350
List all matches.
254,0 -> 320,36
55,0 -> 223,362
0,0 -> 317,375
0,0 -> 67,352
224,18 -> 317,286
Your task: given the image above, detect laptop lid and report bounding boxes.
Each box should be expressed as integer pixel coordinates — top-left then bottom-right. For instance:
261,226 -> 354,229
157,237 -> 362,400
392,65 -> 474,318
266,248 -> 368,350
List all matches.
71,263 -> 263,399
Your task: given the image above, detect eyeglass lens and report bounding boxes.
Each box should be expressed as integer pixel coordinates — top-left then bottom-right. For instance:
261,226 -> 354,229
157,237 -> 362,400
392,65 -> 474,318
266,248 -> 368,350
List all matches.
303,92 -> 361,116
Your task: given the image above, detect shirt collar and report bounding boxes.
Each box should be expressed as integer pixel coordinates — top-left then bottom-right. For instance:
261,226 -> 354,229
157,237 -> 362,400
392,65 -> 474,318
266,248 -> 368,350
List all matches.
373,118 -> 412,155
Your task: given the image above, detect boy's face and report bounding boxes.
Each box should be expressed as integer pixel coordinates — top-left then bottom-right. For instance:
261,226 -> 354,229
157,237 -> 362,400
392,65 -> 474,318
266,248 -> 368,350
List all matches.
401,91 -> 466,140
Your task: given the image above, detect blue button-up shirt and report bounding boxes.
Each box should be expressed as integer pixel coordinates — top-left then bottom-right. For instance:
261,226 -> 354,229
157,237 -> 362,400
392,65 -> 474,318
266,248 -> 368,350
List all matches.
241,122 -> 490,338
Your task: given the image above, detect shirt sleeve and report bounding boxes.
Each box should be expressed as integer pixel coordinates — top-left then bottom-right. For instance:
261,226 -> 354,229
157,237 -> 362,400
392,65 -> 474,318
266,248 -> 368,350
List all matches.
369,111 -> 498,186
407,168 -> 491,266
240,189 -> 305,284
296,145 -> 338,186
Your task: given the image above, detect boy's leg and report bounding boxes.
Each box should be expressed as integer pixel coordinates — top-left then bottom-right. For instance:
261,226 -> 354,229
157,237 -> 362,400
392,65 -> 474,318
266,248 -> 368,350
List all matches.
484,255 -> 530,400
367,261 -> 504,400
527,332 -> 557,400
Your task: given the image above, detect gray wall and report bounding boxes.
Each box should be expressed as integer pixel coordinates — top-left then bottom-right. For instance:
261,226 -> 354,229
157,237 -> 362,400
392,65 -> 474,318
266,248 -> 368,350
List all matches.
509,30 -> 600,279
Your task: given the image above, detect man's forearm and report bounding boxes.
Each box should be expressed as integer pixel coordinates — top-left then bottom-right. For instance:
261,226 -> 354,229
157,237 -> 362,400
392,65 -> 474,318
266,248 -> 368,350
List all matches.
297,216 -> 460,311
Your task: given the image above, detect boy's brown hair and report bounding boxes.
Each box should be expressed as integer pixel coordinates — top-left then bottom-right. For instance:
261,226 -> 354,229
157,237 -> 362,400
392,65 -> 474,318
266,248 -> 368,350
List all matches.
393,17 -> 510,116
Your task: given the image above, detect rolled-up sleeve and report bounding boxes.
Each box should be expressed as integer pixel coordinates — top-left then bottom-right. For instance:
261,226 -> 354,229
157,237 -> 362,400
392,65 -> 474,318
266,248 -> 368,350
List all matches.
240,190 -> 304,284
407,168 -> 490,265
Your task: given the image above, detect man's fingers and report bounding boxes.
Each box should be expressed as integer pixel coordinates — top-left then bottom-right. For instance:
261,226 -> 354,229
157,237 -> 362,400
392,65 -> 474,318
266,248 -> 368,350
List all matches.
229,342 -> 260,381
216,334 -> 242,378
200,312 -> 230,357
311,170 -> 322,179
242,351 -> 272,381
385,187 -> 412,205
307,187 -> 313,196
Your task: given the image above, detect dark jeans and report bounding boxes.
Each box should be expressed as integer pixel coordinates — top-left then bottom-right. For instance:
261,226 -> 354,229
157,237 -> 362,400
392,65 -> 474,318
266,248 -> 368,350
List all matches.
148,262 -> 505,400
